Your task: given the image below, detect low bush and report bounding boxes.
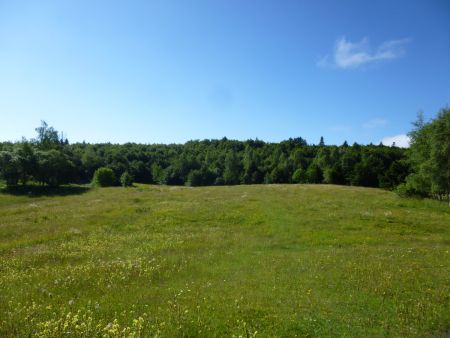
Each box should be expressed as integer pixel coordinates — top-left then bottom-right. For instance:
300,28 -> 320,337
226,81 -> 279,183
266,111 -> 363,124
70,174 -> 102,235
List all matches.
92,167 -> 116,187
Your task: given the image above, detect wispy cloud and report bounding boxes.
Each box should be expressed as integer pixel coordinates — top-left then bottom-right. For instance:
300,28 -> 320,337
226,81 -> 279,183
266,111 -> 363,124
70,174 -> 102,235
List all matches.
318,36 -> 411,69
363,118 -> 387,129
381,134 -> 410,148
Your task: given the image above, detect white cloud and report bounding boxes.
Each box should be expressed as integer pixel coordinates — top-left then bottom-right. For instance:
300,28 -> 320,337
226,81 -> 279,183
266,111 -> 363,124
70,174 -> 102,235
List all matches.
319,36 -> 411,69
363,118 -> 387,129
381,134 -> 410,148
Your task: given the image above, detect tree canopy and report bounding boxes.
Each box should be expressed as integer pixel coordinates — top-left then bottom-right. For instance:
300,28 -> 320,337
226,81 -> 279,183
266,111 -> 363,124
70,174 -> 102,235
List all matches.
402,108 -> 450,204
0,121 -> 410,190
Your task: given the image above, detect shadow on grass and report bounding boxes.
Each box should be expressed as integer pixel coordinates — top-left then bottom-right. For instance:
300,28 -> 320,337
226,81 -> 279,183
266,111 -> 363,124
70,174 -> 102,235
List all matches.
0,185 -> 91,197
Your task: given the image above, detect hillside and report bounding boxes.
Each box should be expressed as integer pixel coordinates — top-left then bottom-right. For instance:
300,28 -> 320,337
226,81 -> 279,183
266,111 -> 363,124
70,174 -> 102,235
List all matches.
0,184 -> 449,337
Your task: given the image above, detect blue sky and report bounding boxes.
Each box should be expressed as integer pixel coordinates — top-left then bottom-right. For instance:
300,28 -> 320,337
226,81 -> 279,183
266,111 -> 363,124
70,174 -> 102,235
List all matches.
1,0 -> 449,146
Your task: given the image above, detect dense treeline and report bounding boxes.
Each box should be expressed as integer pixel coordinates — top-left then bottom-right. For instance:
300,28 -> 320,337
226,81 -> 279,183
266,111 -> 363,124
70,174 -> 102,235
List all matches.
0,121 -> 409,189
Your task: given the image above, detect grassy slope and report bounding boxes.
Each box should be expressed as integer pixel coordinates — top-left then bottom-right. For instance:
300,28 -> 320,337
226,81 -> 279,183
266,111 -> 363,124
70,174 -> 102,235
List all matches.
0,184 -> 449,337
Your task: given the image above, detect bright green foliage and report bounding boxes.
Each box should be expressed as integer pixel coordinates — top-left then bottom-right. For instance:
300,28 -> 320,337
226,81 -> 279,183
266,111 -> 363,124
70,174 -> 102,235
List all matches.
92,167 -> 116,187
292,167 -> 307,183
0,184 -> 449,336
405,108 -> 450,201
120,171 -> 134,187
306,162 -> 323,183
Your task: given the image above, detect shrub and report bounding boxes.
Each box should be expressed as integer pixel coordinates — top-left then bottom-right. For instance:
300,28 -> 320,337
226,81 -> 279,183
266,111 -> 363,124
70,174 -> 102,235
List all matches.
92,167 -> 116,187
120,171 -> 134,187
395,183 -> 409,197
394,182 -> 424,198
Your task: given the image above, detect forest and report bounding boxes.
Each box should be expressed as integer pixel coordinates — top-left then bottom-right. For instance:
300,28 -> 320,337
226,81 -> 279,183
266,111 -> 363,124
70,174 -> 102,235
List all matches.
0,108 -> 449,201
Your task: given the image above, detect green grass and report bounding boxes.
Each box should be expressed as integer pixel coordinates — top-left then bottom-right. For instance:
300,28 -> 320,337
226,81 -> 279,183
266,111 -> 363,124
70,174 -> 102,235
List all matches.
0,184 -> 449,337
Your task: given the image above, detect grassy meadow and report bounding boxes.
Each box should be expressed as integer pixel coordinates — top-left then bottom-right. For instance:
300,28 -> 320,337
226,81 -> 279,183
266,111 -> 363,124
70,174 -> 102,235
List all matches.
0,184 -> 449,337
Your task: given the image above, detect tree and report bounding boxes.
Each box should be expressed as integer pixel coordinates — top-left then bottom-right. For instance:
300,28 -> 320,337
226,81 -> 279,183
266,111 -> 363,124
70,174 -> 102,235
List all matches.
323,164 -> 345,185
81,145 -> 103,180
16,141 -> 38,185
319,136 -> 325,147
267,165 -> 286,183
35,150 -> 75,186
379,159 -> 409,189
223,151 -> 242,185
292,168 -> 307,183
306,162 -> 323,183
34,121 -> 61,150
351,157 -> 380,187
187,169 -> 203,186
92,167 -> 116,187
186,167 -> 215,186
120,171 -> 134,187
405,108 -> 450,204
129,160 -> 151,183
242,148 -> 258,184
0,151 -> 21,186
151,163 -> 165,184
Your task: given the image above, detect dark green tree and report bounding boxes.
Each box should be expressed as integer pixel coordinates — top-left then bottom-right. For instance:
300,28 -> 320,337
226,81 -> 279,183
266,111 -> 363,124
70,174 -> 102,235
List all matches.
36,150 -> 75,186
323,163 -> 345,185
16,141 -> 38,185
319,136 -> 325,147
223,151 -> 242,185
0,151 -> 21,186
306,162 -> 323,183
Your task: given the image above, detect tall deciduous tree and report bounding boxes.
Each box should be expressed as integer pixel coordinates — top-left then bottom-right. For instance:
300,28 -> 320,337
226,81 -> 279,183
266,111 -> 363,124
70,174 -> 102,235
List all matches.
405,109 -> 450,204
35,121 -> 61,150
